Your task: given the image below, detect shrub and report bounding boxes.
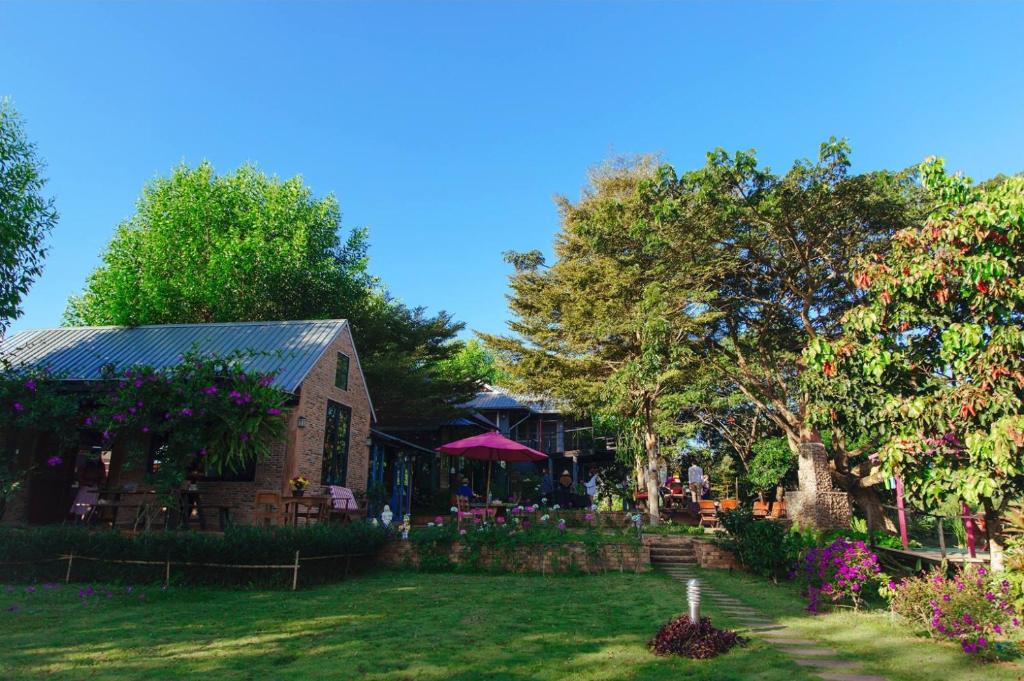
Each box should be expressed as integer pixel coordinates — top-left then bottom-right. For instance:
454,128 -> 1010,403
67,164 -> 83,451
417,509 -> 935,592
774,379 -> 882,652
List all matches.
718,508 -> 808,580
884,565 -> 1021,658
649,615 -> 745,659
797,537 -> 881,611
0,523 -> 389,588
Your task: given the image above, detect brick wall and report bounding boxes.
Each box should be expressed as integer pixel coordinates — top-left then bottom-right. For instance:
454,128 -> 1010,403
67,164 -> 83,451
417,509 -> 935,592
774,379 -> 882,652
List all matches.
379,539 -> 651,574
178,323 -> 374,526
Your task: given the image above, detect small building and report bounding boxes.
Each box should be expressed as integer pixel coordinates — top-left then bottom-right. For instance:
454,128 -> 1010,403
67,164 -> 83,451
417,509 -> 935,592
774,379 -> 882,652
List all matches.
0,320 -> 374,527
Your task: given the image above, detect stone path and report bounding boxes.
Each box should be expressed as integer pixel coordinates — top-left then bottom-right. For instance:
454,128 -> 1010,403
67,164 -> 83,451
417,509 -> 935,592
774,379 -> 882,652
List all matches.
657,561 -> 887,681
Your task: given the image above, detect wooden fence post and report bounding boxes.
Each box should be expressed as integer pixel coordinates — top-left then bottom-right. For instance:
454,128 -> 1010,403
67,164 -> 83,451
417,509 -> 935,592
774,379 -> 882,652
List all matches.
65,552 -> 74,583
292,550 -> 300,591
937,517 -> 947,559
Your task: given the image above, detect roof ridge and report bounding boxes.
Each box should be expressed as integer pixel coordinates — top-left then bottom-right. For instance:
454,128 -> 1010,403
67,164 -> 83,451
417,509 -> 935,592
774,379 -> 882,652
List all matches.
14,319 -> 349,333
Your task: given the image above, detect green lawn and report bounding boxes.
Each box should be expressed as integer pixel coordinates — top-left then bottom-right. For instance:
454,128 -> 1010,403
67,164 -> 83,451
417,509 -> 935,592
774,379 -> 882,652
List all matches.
1,569 -> 1019,680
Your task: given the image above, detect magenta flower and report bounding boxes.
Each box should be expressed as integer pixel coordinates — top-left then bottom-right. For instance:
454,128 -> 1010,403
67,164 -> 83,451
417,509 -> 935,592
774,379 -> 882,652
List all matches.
46,456 -> 62,467
266,408 -> 282,416
434,516 -> 444,525
496,516 -> 506,525
203,386 -> 218,395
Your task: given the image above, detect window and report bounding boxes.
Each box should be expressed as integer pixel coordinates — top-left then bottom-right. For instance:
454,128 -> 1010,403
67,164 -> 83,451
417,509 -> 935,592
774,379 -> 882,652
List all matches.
321,399 -> 352,486
335,352 -> 349,390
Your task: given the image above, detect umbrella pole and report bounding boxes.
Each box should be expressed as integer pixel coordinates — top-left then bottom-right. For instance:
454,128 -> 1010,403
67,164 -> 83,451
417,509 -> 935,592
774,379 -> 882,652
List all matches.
486,461 -> 493,505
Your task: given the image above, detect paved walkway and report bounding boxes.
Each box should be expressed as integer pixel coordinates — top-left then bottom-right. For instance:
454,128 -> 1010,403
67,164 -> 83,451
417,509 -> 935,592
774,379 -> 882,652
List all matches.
660,564 -> 887,681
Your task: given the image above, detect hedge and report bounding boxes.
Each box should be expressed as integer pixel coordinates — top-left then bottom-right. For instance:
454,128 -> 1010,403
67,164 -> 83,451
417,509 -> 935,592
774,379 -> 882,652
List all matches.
0,523 -> 390,588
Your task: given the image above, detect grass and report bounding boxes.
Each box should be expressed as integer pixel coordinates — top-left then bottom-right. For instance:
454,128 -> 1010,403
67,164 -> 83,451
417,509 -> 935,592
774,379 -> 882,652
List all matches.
694,566 -> 1023,681
1,572 -> 816,681
1,569 -> 1019,680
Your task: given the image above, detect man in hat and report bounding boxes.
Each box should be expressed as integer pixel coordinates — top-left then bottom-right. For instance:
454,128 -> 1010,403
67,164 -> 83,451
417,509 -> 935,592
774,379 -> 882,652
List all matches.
557,469 -> 573,507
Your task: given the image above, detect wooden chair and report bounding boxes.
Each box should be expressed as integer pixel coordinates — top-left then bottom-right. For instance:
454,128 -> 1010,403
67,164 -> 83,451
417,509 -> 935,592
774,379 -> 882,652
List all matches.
719,498 -> 738,512
769,500 -> 787,519
454,495 -> 476,527
698,500 -> 719,528
253,491 -> 282,526
286,496 -> 332,526
752,500 -> 769,519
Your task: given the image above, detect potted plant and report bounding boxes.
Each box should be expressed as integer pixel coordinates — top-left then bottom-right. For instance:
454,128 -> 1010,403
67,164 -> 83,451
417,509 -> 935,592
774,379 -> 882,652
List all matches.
290,476 -> 310,497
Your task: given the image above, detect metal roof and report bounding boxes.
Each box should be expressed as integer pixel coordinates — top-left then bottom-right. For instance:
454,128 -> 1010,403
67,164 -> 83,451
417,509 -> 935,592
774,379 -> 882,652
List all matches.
462,385 -> 563,414
0,320 -> 350,394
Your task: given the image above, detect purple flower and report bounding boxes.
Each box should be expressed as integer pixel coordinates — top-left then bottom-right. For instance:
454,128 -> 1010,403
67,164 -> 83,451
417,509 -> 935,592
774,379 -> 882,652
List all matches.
496,516 -> 506,525
12,402 -> 24,412
203,385 -> 218,395
240,433 -> 250,442
180,408 -> 193,417
6,605 -> 18,613
198,448 -> 208,457
141,426 -> 150,434
266,408 -> 282,416
24,586 -> 35,594
24,379 -> 36,392
84,416 -> 94,426
46,456 -> 62,467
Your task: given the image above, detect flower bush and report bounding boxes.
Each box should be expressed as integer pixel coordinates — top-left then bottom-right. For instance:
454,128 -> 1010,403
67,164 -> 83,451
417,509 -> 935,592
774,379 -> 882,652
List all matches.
89,350 -> 288,494
884,565 -> 1021,658
798,537 -> 881,612
648,615 -> 745,659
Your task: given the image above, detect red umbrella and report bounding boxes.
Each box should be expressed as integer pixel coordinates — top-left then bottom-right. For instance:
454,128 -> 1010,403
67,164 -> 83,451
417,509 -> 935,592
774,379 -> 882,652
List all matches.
437,431 -> 548,503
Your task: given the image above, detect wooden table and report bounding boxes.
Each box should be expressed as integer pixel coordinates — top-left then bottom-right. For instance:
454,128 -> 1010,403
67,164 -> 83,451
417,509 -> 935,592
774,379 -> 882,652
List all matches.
282,495 -> 331,526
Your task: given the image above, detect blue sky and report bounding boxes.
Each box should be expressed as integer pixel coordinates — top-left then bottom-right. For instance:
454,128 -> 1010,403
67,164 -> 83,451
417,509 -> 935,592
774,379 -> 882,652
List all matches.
2,1 -> 1023,339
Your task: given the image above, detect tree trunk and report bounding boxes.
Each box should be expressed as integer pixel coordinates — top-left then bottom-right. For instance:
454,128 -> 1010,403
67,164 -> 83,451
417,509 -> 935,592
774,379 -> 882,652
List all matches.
847,483 -> 897,533
984,499 -> 1006,572
644,429 -> 661,525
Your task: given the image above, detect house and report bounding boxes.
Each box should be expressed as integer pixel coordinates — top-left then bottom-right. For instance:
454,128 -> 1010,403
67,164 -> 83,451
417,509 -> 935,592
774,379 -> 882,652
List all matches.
0,320 -> 374,527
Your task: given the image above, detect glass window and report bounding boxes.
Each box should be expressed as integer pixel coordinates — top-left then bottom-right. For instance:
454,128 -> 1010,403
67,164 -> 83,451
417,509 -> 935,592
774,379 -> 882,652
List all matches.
335,352 -> 350,390
321,399 -> 352,486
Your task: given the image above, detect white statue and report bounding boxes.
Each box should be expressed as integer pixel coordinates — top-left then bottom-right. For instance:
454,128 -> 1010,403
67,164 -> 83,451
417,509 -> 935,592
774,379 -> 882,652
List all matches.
380,504 -> 394,528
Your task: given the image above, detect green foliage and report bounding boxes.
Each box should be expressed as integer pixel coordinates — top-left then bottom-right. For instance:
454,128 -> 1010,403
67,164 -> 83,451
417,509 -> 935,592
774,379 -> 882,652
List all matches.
88,351 -> 288,494
0,364 -> 81,517
717,508 -> 809,580
0,523 -> 389,587
805,159 -> 1024,557
407,520 -> 639,574
433,338 -> 508,387
64,161 -> 477,428
746,437 -> 796,493
0,98 -> 59,335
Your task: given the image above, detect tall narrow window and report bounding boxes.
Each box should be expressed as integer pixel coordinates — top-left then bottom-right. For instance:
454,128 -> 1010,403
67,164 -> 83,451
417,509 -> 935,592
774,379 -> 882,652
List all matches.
321,399 -> 352,486
335,352 -> 350,390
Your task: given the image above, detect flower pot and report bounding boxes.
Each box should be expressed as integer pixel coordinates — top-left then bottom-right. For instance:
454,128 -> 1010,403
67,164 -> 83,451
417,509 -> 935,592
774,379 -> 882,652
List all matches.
293,489 -> 305,497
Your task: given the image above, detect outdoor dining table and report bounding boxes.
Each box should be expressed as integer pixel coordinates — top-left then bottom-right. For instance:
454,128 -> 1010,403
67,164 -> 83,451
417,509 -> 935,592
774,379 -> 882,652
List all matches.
282,495 -> 331,526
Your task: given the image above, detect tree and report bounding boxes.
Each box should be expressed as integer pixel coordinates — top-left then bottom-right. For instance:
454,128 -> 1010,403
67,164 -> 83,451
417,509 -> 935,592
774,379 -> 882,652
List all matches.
66,162 -> 372,326
805,159 -> 1024,568
434,338 -> 508,387
745,436 -> 796,499
670,140 -> 921,528
66,162 -> 477,427
0,99 -> 58,336
482,158 -> 715,523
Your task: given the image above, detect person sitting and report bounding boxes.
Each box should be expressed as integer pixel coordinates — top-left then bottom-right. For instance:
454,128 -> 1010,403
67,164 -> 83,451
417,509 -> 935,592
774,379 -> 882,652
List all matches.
456,478 -> 477,504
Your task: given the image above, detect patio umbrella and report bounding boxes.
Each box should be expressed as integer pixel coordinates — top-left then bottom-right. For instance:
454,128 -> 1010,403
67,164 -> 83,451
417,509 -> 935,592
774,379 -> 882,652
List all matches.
437,431 -> 548,504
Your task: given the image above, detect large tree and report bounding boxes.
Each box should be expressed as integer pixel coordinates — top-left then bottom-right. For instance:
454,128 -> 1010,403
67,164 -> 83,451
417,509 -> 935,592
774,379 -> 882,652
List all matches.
483,159 -> 715,523
806,159 -> 1024,568
66,162 -> 476,426
671,140 -> 922,528
0,99 -> 58,336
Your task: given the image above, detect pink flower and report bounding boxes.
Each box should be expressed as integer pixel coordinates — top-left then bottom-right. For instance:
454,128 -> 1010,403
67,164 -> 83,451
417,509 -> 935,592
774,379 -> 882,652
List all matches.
459,529 -> 467,535
434,516 -> 444,525
496,516 -> 506,525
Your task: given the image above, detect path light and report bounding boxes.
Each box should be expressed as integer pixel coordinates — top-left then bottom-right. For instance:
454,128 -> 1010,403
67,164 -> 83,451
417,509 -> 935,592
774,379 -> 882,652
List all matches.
687,578 -> 701,622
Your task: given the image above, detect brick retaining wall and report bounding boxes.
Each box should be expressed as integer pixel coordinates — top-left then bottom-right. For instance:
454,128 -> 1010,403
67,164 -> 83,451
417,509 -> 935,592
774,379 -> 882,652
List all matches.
379,539 -> 650,574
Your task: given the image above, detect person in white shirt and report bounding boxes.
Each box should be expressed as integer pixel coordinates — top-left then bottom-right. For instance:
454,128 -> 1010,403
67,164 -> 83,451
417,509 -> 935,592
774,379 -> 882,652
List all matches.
687,463 -> 704,503
584,468 -> 600,506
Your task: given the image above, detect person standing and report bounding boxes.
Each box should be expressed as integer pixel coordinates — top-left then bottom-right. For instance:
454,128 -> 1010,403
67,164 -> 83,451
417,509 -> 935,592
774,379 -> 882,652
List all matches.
687,462 -> 704,503
540,468 -> 554,502
584,468 -> 600,507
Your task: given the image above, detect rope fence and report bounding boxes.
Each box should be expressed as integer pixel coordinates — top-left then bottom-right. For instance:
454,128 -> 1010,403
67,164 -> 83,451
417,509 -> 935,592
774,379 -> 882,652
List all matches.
1,551 -> 372,590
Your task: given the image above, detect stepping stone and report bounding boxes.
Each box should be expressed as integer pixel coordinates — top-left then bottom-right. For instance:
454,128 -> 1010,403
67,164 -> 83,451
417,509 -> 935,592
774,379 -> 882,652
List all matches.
779,647 -> 839,657
793,659 -> 860,670
748,624 -> 788,631
815,674 -> 887,681
765,638 -> 816,645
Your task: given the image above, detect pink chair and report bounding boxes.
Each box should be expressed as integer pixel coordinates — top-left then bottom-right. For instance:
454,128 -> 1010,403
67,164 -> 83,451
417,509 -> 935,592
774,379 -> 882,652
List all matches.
328,486 -> 360,523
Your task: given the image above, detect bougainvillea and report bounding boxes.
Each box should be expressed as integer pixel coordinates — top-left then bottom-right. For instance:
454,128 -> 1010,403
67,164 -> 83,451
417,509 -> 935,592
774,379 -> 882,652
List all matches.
649,615 -> 745,659
885,564 -> 1021,658
89,351 -> 288,493
805,159 -> 1024,569
798,537 -> 881,612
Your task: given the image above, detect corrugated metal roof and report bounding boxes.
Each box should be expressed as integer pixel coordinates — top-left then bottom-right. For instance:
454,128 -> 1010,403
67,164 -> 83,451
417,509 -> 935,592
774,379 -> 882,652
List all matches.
462,385 -> 563,414
0,320 -> 349,394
